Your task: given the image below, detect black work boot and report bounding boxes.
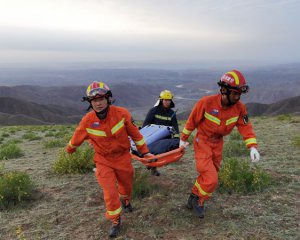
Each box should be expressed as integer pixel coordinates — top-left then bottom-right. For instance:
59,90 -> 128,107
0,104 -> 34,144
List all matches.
146,166 -> 160,176
121,199 -> 133,213
187,193 -> 195,209
189,193 -> 205,218
108,216 -> 121,238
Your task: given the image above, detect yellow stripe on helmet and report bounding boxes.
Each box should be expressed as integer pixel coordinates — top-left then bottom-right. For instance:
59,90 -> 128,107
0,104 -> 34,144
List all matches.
228,71 -> 239,85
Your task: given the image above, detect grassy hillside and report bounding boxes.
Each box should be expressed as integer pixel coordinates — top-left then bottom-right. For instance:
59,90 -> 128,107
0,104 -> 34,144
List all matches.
0,116 -> 299,239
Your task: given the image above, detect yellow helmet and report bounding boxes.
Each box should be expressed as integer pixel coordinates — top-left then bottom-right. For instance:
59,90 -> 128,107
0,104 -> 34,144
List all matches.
159,90 -> 173,100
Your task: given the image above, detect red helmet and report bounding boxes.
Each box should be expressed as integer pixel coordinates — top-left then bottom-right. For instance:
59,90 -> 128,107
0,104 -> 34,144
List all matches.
85,81 -> 112,101
218,70 -> 249,93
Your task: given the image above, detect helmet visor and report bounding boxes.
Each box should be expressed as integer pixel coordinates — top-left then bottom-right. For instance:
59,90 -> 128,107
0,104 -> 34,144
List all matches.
87,88 -> 108,99
239,85 -> 249,93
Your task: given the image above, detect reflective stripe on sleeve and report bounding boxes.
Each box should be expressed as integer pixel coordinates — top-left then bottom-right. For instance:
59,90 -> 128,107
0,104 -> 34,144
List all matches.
182,127 -> 192,135
195,180 -> 212,197
134,138 -> 146,146
111,118 -> 125,135
204,112 -> 221,125
226,116 -> 239,125
86,128 -> 107,137
245,138 -> 257,146
68,141 -> 77,149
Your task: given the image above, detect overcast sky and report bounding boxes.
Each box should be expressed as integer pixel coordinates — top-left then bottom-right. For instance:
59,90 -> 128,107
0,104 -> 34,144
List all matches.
0,0 -> 299,67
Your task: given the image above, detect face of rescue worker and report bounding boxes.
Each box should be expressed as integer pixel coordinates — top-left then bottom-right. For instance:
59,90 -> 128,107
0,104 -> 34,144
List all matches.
221,88 -> 241,106
162,99 -> 171,108
227,91 -> 241,105
91,97 -> 108,112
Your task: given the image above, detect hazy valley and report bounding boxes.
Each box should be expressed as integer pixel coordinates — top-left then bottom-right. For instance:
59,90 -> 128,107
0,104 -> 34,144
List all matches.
0,63 -> 300,125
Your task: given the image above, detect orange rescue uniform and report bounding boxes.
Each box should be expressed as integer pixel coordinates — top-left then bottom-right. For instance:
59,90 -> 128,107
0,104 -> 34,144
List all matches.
67,106 -> 149,220
181,94 -> 257,201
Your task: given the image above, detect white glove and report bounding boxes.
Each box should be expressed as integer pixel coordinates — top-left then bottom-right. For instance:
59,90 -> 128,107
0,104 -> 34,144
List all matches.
179,140 -> 188,148
144,152 -> 154,157
250,147 -> 260,162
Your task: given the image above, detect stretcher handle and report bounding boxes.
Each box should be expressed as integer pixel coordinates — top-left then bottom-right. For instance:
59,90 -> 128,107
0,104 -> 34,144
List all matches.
131,145 -> 187,163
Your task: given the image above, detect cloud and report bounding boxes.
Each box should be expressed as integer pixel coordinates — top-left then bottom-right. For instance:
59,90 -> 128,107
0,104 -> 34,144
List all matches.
0,0 -> 299,65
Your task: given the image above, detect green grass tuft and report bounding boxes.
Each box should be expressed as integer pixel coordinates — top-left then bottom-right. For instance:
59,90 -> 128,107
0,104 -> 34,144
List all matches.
223,140 -> 248,158
229,130 -> 242,141
218,157 -> 272,194
6,139 -> 23,144
45,132 -> 55,137
43,139 -> 65,148
22,132 -> 41,141
292,135 -> 300,147
277,114 -> 292,121
132,167 -> 158,199
52,147 -> 94,174
0,143 -> 24,160
2,133 -> 10,137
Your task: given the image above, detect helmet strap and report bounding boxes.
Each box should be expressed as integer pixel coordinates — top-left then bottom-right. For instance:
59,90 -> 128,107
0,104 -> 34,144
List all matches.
95,105 -> 109,119
220,87 -> 235,106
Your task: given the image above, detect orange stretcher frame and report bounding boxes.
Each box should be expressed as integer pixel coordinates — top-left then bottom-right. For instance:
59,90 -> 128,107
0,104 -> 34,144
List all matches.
131,146 -> 187,168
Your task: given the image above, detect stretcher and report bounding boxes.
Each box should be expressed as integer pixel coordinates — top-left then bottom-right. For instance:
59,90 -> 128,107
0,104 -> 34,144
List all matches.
131,145 -> 187,168
131,124 -> 173,150
130,124 -> 187,167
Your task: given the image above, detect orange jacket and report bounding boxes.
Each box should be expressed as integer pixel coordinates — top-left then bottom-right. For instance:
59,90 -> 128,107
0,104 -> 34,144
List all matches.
67,106 -> 149,159
181,94 -> 257,148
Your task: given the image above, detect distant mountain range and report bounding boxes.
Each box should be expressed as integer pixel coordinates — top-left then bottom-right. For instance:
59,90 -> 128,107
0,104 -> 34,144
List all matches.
0,83 -> 162,125
0,63 -> 299,125
1,63 -> 300,105
0,94 -> 299,125
246,95 -> 300,116
0,97 -> 81,125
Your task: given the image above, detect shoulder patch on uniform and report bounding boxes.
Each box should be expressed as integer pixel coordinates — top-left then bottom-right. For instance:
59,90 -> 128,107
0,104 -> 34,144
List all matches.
243,115 -> 249,124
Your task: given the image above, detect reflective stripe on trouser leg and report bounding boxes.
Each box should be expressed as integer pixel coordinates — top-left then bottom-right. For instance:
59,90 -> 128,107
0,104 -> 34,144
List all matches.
95,163 -> 122,220
192,136 -> 222,200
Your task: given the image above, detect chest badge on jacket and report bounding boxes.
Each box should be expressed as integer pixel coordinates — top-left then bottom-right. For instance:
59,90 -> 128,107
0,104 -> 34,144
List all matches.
210,109 -> 219,116
91,122 -> 100,128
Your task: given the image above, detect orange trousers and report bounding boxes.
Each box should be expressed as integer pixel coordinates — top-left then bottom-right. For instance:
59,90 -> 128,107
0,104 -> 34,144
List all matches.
192,136 -> 223,202
94,152 -> 134,221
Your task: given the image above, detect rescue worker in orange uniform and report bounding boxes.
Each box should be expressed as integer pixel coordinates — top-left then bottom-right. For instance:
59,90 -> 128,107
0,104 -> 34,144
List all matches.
179,70 -> 260,218
66,81 -> 153,238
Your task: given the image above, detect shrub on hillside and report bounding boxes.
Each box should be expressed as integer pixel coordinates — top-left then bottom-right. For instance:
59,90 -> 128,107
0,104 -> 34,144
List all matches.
43,139 -> 65,148
6,139 -> 22,144
0,166 -> 35,209
229,130 -> 242,141
277,114 -> 292,121
292,135 -> 300,147
45,132 -> 55,137
223,140 -> 248,158
132,167 -> 158,199
1,133 -> 10,137
53,147 -> 94,174
9,128 -> 16,134
0,143 -> 23,160
218,157 -> 271,194
54,131 -> 69,138
22,132 -> 41,141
